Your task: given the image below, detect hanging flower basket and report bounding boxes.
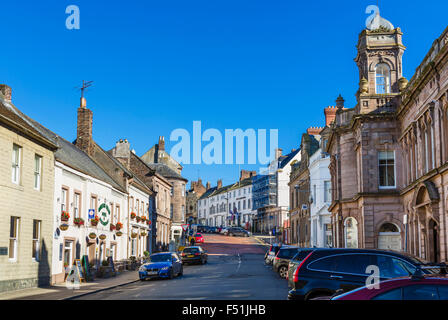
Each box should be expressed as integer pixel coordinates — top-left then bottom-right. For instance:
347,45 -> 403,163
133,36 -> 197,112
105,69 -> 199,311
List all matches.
61,211 -> 70,222
136,216 -> 142,223
110,223 -> 116,231
90,216 -> 99,226
74,217 -> 85,227
60,224 -> 69,231
99,234 -> 106,240
141,232 -> 147,237
147,220 -> 151,225
116,231 -> 123,237
116,222 -> 123,231
141,216 -> 147,222
131,232 -> 138,239
88,232 -> 97,239
130,212 -> 136,220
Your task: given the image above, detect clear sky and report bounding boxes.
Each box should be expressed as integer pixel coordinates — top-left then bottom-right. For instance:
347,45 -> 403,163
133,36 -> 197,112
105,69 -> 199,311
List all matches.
1,0 -> 447,188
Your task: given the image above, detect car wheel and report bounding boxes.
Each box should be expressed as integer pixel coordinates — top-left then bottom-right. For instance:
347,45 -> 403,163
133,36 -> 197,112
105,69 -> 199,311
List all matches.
279,266 -> 288,279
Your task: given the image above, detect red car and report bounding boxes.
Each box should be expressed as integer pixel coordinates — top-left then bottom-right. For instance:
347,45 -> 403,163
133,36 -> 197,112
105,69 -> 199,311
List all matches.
332,273 -> 448,300
194,233 -> 204,244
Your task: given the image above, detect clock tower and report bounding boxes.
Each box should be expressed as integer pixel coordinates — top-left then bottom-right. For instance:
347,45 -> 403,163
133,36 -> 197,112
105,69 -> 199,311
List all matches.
354,11 -> 406,114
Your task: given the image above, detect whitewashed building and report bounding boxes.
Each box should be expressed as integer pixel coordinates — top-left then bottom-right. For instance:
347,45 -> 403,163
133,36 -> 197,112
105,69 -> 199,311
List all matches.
309,132 -> 333,248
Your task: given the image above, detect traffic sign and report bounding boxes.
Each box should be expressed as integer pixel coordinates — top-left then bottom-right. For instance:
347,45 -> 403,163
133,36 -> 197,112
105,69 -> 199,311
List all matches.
181,224 -> 189,232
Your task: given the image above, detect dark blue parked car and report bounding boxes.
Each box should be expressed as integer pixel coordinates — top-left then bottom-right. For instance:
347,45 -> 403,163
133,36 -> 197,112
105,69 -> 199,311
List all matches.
139,252 -> 183,280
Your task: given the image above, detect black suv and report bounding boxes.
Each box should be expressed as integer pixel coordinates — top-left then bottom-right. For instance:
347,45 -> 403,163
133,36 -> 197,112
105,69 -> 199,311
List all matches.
227,227 -> 250,237
273,247 -> 300,278
287,248 -> 429,300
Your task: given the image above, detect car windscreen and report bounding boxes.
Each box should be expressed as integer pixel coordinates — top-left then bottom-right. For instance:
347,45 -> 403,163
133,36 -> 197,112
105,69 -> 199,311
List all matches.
183,248 -> 200,254
149,254 -> 172,262
277,248 -> 299,259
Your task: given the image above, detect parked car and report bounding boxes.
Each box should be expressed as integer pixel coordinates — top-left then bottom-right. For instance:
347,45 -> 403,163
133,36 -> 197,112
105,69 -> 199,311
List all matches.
181,246 -> 208,265
264,243 -> 283,265
227,227 -> 250,237
273,246 -> 299,278
287,248 -> 431,300
287,248 -> 327,283
333,265 -> 448,300
220,227 -> 229,235
139,252 -> 183,280
195,233 -> 204,243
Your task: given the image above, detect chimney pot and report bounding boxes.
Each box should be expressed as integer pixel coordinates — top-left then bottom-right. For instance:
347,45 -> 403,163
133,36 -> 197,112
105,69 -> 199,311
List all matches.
0,84 -> 12,101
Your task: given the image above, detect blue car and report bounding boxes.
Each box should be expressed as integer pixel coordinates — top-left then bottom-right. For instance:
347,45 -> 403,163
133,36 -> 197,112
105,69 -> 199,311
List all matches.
139,252 -> 183,280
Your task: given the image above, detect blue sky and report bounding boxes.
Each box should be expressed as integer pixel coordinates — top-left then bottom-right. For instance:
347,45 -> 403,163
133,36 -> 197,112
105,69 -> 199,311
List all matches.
1,0 -> 447,188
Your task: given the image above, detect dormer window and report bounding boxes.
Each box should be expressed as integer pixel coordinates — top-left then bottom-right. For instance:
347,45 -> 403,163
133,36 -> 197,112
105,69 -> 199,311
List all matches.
375,63 -> 391,94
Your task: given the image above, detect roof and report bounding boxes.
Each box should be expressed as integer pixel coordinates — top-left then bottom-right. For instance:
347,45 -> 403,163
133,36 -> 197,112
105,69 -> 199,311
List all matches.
9,104 -> 129,193
143,162 -> 188,182
279,148 -> 300,168
0,96 -> 57,150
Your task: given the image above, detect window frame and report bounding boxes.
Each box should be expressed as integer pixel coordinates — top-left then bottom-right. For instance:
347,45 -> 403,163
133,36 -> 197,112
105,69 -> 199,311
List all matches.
375,63 -> 391,94
378,150 -> 396,189
34,154 -> 43,190
9,216 -> 20,262
32,220 -> 41,261
11,144 -> 22,185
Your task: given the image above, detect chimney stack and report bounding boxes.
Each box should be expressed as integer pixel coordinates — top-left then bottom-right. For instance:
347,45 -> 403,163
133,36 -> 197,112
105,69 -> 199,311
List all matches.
0,84 -> 12,102
275,148 -> 283,160
240,170 -> 257,181
324,106 -> 337,127
158,136 -> 165,151
306,127 -> 323,136
336,94 -> 345,110
217,179 -> 223,189
206,182 -> 211,190
75,100 -> 94,156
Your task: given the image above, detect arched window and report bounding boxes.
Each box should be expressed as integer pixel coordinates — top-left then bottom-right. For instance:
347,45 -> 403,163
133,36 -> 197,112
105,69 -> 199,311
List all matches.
375,63 -> 391,94
378,222 -> 402,251
344,217 -> 358,248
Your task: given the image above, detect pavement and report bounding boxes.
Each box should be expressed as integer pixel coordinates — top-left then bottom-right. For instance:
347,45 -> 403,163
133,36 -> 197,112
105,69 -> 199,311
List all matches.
1,269 -> 140,300
3,233 -> 286,300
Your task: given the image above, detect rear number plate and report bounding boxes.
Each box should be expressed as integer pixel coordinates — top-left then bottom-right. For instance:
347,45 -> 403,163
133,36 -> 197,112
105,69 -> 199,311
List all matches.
188,255 -> 194,258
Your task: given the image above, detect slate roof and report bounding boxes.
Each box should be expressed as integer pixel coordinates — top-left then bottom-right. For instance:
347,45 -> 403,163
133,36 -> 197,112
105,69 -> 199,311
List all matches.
0,96 -> 57,150
143,162 -> 188,182
279,148 -> 300,168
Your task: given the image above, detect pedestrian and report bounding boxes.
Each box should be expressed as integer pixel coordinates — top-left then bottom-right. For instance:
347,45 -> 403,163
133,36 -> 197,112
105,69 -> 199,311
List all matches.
190,236 -> 196,246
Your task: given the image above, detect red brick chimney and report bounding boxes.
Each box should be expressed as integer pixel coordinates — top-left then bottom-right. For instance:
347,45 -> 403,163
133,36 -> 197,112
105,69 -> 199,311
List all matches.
324,106 -> 337,127
217,179 -> 223,189
206,182 -> 211,190
306,127 -> 323,136
240,170 -> 257,181
0,84 -> 12,101
75,99 -> 94,156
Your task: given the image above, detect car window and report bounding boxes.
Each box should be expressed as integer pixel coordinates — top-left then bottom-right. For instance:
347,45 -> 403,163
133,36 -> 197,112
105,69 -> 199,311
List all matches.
334,254 -> 376,275
183,248 -> 199,254
376,255 -> 414,278
308,256 -> 337,272
437,285 -> 448,299
403,285 -> 439,300
372,288 -> 402,300
278,249 -> 298,259
292,250 -> 313,262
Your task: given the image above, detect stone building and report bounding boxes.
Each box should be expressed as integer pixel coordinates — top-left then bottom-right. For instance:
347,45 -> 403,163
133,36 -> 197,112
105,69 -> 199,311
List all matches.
327,12 -> 448,262
289,131 -> 320,247
186,178 -> 206,224
0,85 -> 57,292
141,137 -> 188,246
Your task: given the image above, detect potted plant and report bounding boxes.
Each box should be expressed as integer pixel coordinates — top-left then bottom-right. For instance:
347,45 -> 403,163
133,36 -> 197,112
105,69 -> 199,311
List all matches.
130,212 -> 136,220
141,216 -> 147,222
115,222 -> 123,231
147,220 -> 151,225
99,234 -> 106,240
136,216 -> 141,223
110,223 -> 116,231
88,232 -> 97,239
116,231 -> 123,237
131,232 -> 138,239
141,231 -> 147,237
74,217 -> 85,227
90,215 -> 99,226
61,211 -> 70,222
60,224 -> 69,231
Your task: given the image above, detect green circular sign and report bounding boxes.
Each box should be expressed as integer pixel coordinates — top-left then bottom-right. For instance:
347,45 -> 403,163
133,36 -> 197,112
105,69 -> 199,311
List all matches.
98,203 -> 111,226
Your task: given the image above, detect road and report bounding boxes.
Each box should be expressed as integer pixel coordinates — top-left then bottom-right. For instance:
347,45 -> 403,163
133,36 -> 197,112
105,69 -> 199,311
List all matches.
75,234 -> 288,300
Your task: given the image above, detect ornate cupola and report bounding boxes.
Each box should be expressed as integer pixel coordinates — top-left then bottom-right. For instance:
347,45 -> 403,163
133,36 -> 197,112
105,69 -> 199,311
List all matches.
354,9 -> 406,114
